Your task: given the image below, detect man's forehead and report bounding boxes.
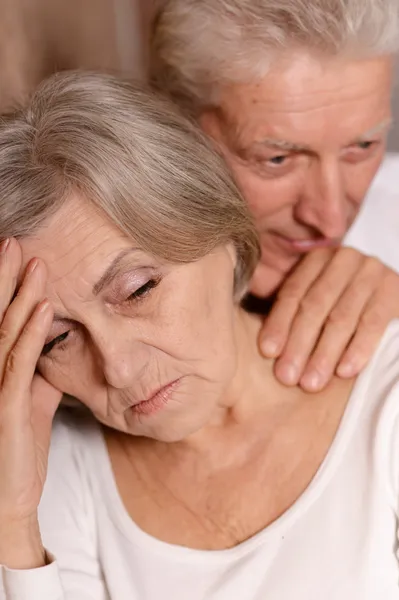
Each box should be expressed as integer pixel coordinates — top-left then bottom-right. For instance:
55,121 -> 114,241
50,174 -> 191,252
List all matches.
221,52 -> 393,105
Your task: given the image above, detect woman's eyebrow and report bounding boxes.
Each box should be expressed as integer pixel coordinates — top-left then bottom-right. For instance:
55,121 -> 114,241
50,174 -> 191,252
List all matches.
92,248 -> 140,296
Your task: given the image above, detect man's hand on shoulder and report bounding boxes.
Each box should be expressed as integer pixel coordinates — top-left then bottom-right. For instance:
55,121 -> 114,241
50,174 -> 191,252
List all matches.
259,247 -> 399,392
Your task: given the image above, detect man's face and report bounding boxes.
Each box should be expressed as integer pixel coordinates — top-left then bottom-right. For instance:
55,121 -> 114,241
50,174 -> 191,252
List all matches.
200,52 -> 393,296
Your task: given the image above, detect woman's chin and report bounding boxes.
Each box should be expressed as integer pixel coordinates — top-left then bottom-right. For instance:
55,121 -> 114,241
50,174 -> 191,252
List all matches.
125,407 -> 214,443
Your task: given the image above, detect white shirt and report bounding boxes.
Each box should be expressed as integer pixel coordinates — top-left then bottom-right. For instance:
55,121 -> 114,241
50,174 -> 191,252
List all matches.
1,320 -> 399,600
1,154 -> 399,600
345,153 -> 399,272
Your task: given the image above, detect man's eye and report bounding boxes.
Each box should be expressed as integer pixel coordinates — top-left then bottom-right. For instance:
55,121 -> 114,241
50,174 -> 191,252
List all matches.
268,155 -> 287,165
127,278 -> 160,302
356,140 -> 374,150
42,331 -> 70,356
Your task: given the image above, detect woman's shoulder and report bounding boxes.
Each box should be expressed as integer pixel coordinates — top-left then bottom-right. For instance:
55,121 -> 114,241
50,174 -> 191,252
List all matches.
358,319 -> 399,402
355,320 -> 399,502
351,319 -> 399,427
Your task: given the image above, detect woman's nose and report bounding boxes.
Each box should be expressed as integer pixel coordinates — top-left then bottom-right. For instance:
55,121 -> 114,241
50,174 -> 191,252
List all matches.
91,333 -> 137,389
102,353 -> 136,389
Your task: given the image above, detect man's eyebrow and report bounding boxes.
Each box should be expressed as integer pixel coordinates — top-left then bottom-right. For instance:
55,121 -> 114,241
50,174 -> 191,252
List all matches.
356,118 -> 393,141
93,248 -> 139,296
255,138 -> 309,152
248,119 -> 393,154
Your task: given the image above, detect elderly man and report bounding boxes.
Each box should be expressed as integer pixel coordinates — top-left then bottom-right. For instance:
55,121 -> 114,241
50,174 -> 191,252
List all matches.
150,0 -> 399,391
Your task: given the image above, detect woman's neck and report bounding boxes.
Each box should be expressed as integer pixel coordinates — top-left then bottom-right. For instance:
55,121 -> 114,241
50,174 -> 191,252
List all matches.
171,309 -> 300,454
170,306 -> 354,461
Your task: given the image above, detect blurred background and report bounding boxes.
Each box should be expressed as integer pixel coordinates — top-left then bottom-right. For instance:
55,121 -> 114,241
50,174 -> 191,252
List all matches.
391,84 -> 399,151
1,0 -> 398,150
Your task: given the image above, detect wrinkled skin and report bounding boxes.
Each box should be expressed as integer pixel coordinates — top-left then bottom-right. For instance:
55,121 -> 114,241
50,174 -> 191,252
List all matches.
200,52 -> 397,389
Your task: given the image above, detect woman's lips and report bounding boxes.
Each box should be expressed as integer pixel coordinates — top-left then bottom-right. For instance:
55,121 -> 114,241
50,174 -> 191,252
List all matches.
130,379 -> 181,416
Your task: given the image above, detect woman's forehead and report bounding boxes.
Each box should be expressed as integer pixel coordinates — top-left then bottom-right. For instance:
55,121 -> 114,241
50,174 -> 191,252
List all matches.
19,198 -> 133,285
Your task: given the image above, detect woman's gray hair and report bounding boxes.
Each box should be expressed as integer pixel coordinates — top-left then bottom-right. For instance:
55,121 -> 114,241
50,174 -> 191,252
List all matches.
0,71 -> 259,298
150,0 -> 399,114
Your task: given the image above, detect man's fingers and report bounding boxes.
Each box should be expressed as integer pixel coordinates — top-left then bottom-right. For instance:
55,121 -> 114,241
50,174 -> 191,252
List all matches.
271,249 -> 363,385
299,325 -> 356,391
336,299 -> 392,379
336,325 -> 385,379
299,259 -> 386,390
260,248 -> 339,357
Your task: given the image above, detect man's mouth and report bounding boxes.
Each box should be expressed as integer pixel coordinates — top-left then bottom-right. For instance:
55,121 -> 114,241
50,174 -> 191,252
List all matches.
267,232 -> 341,255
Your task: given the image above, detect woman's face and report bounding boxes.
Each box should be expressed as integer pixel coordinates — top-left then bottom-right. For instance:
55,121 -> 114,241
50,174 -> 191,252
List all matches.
20,196 -> 239,442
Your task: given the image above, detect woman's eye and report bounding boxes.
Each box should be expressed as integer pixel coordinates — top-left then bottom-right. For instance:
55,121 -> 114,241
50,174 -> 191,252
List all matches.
42,331 -> 70,356
127,278 -> 160,302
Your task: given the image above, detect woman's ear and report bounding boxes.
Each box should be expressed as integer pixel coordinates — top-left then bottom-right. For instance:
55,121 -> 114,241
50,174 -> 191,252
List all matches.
226,242 -> 238,270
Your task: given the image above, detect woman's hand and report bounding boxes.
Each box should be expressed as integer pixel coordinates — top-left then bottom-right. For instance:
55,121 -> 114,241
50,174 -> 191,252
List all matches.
0,239 -> 62,568
259,247 -> 399,392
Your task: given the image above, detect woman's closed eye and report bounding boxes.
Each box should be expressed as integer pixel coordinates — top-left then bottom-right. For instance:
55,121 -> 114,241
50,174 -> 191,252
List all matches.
41,277 -> 161,357
126,277 -> 161,303
42,331 -> 70,356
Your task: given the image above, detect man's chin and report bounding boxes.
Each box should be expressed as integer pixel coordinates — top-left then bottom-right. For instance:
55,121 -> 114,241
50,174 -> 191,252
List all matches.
249,262 -> 288,298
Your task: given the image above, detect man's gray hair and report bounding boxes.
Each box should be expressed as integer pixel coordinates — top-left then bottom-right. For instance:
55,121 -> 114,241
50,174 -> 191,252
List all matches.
151,0 -> 399,113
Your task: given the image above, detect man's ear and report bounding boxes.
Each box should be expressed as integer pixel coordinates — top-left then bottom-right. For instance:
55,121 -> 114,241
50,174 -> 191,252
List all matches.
199,109 -> 225,146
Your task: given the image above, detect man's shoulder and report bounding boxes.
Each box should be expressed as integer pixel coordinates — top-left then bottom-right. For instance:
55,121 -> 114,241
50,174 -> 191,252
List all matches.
344,153 -> 399,272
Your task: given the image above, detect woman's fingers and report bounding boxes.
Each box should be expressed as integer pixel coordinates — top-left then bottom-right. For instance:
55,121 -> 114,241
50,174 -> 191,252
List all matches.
0,256 -> 47,384
0,238 -> 21,323
1,300 -> 53,413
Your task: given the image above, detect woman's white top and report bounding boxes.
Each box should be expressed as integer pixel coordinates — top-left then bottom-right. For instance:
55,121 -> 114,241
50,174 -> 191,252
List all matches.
2,320 -> 399,599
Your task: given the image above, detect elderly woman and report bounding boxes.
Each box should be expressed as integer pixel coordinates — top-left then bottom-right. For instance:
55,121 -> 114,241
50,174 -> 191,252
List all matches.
0,71 -> 399,600
150,0 -> 399,391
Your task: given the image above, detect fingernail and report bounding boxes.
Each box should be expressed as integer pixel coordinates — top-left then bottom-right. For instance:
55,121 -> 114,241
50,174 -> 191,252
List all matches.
301,371 -> 323,391
261,338 -> 279,357
0,238 -> 10,254
37,299 -> 50,314
277,362 -> 299,386
26,259 -> 39,276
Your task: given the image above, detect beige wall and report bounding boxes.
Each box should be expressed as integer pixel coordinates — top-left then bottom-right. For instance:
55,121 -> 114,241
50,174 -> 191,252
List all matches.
0,0 -> 146,111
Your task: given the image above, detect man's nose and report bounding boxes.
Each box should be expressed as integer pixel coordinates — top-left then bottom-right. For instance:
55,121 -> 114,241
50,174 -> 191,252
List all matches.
294,159 -> 349,239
